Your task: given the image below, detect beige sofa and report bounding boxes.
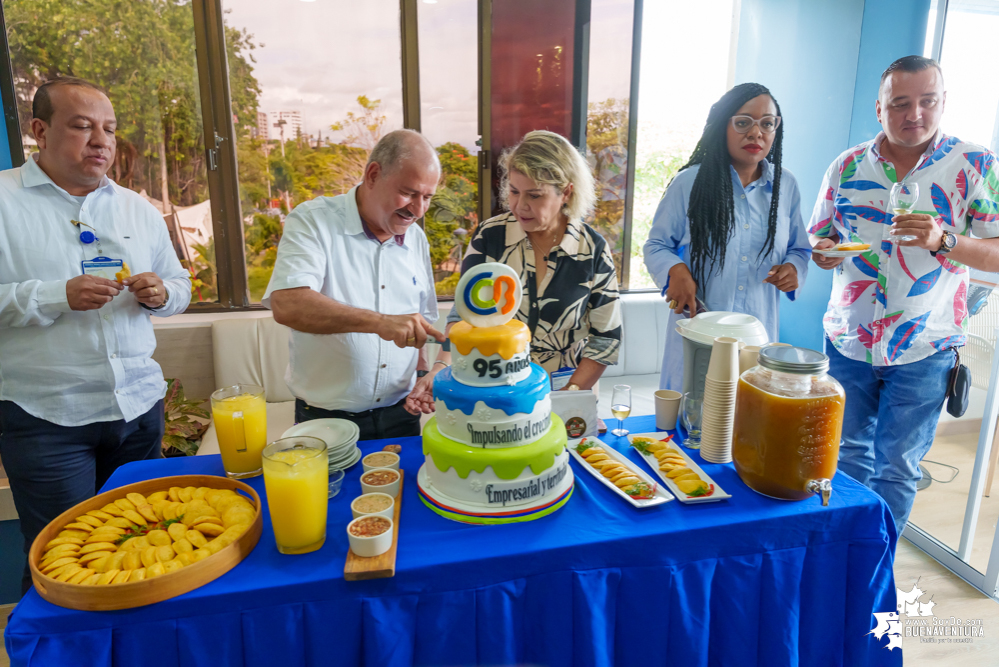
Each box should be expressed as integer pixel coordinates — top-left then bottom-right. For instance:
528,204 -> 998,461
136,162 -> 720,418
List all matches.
196,317 -> 297,456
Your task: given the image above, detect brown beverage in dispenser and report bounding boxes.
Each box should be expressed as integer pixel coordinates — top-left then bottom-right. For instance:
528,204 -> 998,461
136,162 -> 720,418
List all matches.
732,346 -> 845,504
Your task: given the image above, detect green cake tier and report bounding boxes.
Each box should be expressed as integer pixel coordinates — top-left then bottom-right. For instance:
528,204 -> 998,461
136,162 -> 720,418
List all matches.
423,414 -> 568,480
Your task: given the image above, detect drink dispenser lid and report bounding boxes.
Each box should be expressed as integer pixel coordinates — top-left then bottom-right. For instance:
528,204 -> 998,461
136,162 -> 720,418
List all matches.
758,345 -> 829,375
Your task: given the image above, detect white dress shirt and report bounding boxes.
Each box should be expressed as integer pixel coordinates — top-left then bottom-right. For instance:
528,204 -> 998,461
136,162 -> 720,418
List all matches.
263,186 -> 439,413
0,155 -> 192,426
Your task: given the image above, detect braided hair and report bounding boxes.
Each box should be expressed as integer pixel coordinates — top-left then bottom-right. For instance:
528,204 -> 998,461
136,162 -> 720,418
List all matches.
675,83 -> 784,285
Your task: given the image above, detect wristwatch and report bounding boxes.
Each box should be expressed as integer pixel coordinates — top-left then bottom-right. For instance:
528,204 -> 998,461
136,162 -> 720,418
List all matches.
934,231 -> 958,256
565,383 -> 581,391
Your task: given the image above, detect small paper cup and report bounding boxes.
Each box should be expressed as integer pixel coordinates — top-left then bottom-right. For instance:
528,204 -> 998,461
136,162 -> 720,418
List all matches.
361,451 -> 401,472
707,337 -> 740,382
346,515 -> 394,558
350,492 -> 396,520
359,467 -> 401,497
654,390 -> 682,430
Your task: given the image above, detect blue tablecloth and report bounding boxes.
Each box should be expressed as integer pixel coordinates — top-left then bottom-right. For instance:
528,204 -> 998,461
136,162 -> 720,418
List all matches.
5,415 -> 900,666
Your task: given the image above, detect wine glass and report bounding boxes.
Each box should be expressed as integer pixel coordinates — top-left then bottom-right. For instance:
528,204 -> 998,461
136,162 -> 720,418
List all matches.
610,384 -> 632,437
680,392 -> 702,450
890,182 -> 919,243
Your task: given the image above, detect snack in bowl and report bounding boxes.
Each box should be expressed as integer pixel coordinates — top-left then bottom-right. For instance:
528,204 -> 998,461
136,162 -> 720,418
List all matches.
359,468 -> 401,497
36,486 -> 257,585
350,493 -> 395,520
348,516 -> 391,538
361,452 -> 400,471
346,515 -> 394,558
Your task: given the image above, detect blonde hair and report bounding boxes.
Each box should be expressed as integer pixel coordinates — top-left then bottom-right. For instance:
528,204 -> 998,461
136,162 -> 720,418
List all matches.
498,130 -> 596,221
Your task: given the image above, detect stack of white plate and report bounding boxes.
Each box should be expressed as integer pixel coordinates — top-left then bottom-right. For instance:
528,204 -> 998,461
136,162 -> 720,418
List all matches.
701,337 -> 739,464
281,419 -> 361,471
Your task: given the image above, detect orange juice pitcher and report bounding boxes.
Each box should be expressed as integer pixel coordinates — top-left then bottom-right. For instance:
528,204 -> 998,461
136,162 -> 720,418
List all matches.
732,346 -> 845,505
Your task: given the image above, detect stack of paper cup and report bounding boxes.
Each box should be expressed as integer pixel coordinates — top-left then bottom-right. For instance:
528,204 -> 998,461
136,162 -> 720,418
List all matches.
701,336 -> 740,463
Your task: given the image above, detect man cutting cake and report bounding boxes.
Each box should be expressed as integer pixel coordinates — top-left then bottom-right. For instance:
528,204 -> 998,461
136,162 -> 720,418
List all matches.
265,129 -> 445,439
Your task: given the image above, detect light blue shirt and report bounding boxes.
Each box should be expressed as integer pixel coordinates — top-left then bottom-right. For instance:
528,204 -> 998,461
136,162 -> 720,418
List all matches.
643,161 -> 811,390
0,155 -> 191,426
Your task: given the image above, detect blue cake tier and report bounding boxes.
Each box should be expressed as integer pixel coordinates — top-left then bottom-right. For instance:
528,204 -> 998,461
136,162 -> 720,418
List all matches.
433,363 -> 550,416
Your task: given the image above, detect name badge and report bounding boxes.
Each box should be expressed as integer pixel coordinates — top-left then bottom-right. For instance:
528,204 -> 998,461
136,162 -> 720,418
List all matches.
82,257 -> 124,281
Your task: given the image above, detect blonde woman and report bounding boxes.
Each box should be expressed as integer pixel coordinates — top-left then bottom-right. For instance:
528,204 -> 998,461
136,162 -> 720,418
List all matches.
409,130 -> 621,409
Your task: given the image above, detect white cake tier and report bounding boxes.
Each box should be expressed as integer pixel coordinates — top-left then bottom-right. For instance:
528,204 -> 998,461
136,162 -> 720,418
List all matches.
451,347 -> 532,388
435,397 -> 552,448
423,449 -> 571,508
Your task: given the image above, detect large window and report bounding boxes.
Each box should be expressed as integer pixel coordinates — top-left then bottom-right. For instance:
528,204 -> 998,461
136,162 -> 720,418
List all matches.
222,0 -> 405,302
926,0 -> 999,152
628,0 -> 737,289
4,0 -> 224,302
417,0 -> 479,297
0,0 -> 743,309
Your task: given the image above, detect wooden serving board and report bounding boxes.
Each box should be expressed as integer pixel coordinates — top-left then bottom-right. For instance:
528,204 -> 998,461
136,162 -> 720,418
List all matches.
30,474 -> 262,611
344,470 -> 403,581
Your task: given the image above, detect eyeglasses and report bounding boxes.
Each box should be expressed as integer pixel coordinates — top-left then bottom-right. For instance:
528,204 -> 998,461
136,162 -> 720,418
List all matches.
730,115 -> 781,134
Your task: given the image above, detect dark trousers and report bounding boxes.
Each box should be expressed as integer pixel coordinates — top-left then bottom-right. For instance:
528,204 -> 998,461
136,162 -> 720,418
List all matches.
295,398 -> 420,440
0,399 -> 164,595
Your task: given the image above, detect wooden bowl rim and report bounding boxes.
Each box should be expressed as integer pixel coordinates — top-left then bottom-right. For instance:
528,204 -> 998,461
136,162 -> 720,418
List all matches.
29,474 -> 262,600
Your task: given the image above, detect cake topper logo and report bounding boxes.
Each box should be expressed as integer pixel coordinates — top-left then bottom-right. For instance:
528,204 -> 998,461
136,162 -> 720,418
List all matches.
464,272 -> 517,316
455,263 -> 523,328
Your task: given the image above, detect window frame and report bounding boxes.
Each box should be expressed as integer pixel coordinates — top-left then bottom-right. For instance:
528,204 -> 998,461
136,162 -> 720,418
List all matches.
0,0 -> 676,310
0,0 -> 24,169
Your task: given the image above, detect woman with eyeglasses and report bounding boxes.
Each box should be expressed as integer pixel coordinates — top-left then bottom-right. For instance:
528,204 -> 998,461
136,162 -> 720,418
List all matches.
643,82 -> 811,391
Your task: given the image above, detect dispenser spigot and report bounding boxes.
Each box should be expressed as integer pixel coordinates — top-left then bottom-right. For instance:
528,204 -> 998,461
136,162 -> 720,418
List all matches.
806,479 -> 832,506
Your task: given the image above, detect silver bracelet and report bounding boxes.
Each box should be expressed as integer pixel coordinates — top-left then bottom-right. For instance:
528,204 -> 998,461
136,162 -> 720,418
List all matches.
433,360 -> 450,368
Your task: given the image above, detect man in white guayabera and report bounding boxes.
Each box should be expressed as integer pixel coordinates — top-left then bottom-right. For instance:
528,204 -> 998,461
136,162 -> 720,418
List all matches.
0,76 -> 191,594
265,129 -> 445,439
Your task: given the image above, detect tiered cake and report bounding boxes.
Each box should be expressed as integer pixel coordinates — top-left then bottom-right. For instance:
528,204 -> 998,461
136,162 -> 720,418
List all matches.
417,263 -> 574,523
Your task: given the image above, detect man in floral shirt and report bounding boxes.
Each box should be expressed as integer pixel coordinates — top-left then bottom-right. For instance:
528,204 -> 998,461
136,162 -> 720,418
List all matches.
809,56 -> 999,536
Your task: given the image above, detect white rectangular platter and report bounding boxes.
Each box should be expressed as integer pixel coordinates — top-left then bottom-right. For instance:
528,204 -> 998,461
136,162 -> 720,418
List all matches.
568,437 -> 674,508
628,432 -> 732,504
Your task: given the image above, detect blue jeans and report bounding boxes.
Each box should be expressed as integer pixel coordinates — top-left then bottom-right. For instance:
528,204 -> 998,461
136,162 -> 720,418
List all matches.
825,342 -> 953,535
0,400 -> 164,595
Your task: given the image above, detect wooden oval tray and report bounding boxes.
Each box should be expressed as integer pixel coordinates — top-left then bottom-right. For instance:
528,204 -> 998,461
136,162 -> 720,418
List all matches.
29,474 -> 262,611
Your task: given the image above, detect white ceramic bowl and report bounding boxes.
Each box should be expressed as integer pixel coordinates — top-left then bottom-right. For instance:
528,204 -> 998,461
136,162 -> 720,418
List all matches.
361,451 -> 400,472
350,492 -> 396,520
346,515 -> 394,558
359,467 -> 401,497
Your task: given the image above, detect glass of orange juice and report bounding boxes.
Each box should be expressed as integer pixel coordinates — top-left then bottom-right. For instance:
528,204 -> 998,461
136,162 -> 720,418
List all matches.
262,437 -> 329,555
211,384 -> 267,479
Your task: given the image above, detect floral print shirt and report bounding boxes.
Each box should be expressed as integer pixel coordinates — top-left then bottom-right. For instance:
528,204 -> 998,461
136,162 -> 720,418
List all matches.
809,132 -> 999,366
448,213 -> 622,374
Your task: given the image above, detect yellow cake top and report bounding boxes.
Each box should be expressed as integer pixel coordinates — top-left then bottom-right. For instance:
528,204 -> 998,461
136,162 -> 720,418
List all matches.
449,320 -> 531,359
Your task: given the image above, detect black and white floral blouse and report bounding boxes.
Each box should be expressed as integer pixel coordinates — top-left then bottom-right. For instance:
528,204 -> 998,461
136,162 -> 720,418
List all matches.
448,213 -> 622,374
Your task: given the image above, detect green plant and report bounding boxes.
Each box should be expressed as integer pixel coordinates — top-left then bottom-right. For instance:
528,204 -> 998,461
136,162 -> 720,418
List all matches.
162,378 -> 211,456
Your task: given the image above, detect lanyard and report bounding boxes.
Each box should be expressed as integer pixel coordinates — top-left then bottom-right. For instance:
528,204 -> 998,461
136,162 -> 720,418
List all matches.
71,219 -> 105,257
